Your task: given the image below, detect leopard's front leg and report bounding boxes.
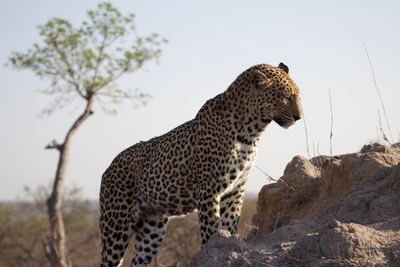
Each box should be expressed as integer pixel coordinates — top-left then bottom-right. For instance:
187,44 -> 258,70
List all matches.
220,181 -> 246,235
197,189 -> 221,246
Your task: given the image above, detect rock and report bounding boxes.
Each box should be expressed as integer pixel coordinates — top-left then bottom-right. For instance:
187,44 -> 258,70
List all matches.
188,143 -> 400,267
189,230 -> 244,267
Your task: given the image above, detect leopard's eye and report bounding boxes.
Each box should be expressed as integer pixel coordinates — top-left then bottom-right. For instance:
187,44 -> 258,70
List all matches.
282,95 -> 294,105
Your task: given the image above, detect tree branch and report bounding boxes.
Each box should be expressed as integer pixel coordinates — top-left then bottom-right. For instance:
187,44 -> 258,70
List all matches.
90,27 -> 109,91
45,140 -> 63,151
93,66 -> 131,94
51,39 -> 86,99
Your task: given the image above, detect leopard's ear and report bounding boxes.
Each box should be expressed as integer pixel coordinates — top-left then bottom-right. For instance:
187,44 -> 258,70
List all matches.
252,69 -> 273,89
278,62 -> 289,74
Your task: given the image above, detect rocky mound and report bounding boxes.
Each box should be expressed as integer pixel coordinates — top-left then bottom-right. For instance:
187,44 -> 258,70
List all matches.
189,143 -> 400,266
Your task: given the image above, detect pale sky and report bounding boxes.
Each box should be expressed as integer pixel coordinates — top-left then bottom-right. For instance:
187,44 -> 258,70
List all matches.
1,0 -> 399,200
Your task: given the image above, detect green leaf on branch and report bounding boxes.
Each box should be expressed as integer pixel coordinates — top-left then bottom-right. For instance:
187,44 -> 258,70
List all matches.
8,1 -> 167,115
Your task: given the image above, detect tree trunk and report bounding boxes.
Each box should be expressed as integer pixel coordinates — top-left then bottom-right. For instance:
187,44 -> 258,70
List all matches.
45,96 -> 94,267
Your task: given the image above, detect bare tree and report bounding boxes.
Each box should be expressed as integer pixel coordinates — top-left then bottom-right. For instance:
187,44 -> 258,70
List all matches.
8,3 -> 166,266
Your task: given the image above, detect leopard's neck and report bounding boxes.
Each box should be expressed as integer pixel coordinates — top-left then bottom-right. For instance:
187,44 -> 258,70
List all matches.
196,90 -> 271,146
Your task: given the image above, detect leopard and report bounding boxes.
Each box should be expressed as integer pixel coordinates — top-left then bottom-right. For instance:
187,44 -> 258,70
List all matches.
99,62 -> 302,267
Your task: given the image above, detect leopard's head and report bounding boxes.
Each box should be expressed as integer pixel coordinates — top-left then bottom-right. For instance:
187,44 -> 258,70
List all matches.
251,63 -> 302,128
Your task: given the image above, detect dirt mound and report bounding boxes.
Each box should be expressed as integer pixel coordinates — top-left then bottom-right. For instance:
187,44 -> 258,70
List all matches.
189,143 -> 400,266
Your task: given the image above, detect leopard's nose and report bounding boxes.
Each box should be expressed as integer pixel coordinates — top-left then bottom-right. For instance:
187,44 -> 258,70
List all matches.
293,115 -> 301,121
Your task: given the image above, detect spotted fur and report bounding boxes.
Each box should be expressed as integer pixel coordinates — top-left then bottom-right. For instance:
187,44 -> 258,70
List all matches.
99,63 -> 302,266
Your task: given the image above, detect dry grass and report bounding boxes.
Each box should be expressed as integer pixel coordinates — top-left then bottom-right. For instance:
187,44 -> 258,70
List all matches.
363,43 -> 394,143
0,196 -> 258,267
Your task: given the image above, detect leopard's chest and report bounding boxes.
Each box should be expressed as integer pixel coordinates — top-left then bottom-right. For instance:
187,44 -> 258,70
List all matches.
221,142 -> 258,195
